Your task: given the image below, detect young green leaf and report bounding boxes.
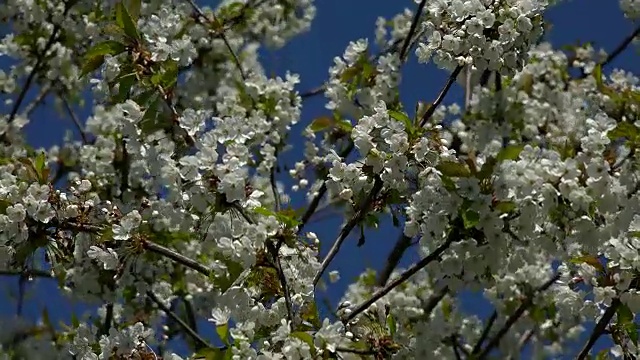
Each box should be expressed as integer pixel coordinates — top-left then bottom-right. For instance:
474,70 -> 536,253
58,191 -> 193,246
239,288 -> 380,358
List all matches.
84,41 -> 127,59
115,1 -> 141,40
436,161 -> 472,178
216,323 -> 230,346
80,55 -> 106,78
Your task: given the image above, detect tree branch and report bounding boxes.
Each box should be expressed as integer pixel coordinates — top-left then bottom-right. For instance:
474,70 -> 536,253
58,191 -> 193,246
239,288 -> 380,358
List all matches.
312,176 -> 383,286
376,233 -> 413,286
142,240 -> 212,276
575,298 -> 620,360
419,65 -> 463,127
476,273 -> 561,359
342,227 -> 458,323
147,290 -> 217,350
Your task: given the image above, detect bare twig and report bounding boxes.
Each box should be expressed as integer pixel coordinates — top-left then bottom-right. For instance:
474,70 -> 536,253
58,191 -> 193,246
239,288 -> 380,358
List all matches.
297,141 -> 354,234
376,233 -> 413,286
142,240 -> 212,276
601,24 -> 640,68
23,85 -> 52,117
343,231 -> 457,323
419,65 -> 464,127
312,176 -> 384,286
578,24 -> 640,79
267,240 -> 295,325
185,0 -> 247,79
61,95 -> 89,144
471,310 -> 498,354
0,269 -> 53,278
398,0 -> 427,61
147,290 -> 217,350
477,273 -> 561,359
575,298 -> 620,360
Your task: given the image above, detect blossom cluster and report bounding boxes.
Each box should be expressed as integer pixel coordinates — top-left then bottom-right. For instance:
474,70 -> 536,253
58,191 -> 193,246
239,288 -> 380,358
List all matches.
1,0 -> 640,359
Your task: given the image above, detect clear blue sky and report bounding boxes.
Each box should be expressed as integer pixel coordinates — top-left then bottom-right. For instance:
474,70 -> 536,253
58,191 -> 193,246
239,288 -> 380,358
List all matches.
1,0 -> 639,357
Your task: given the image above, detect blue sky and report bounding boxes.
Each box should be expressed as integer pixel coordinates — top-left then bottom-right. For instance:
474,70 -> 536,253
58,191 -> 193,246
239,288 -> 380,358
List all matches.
1,0 -> 639,357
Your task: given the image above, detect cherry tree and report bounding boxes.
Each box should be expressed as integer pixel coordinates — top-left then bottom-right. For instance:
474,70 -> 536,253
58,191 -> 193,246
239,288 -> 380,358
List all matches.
1,0 -> 640,359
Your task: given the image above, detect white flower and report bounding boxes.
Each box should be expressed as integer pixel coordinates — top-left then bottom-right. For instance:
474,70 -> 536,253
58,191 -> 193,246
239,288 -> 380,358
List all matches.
87,246 -> 119,270
112,210 -> 142,241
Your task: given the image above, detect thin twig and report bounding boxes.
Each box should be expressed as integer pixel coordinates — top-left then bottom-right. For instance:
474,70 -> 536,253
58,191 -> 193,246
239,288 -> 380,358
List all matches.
0,269 -> 53,278
143,240 -> 212,276
312,176 -> 383,286
267,240 -> 295,325
477,273 -> 561,359
185,0 -> 247,79
575,298 -> 620,360
419,65 -> 464,127
471,310 -> 498,354
61,95 -> 89,144
579,24 -> 640,79
376,233 -> 413,286
343,231 -> 457,323
601,24 -> 640,68
398,0 -> 427,61
297,141 -> 354,234
147,290 -> 217,350
23,85 -> 51,117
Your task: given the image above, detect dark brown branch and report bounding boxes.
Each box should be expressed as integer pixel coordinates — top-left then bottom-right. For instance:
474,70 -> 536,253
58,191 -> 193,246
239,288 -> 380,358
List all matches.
61,95 -> 89,144
471,310 -> 498,354
419,65 -> 463,127
398,0 -> 427,61
143,240 -> 212,276
376,233 -> 413,286
343,232 -> 456,323
477,273 -> 561,359
601,24 -> 640,68
312,176 -> 384,286
575,298 -> 620,360
297,141 -> 354,234
267,240 -> 295,325
147,290 -> 217,350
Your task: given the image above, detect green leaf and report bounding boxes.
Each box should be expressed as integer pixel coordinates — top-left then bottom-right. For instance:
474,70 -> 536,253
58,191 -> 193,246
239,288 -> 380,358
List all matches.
84,41 -> 126,59
216,323 -> 230,345
151,60 -> 179,89
34,151 -> 46,174
595,349 -> 609,360
300,302 -> 322,329
462,208 -> 480,229
388,110 -> 412,130
593,64 -> 604,90
254,206 -> 275,218
436,161 -> 472,178
496,145 -> 525,162
80,55 -> 106,78
127,0 -> 142,22
194,347 -> 230,360
71,313 -> 80,328
569,255 -> 604,272
309,116 -> 335,132
114,72 -> 137,103
0,199 -> 10,215
477,157 -> 497,180
608,122 -> 640,143
494,201 -> 516,214
617,303 -> 638,346
115,1 -> 140,40
386,313 -> 397,337
290,332 -> 316,357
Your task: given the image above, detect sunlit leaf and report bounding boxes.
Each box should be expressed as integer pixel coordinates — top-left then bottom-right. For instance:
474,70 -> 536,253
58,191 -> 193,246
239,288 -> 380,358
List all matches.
115,1 -> 140,40
309,116 -> 335,132
436,161 -> 472,178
